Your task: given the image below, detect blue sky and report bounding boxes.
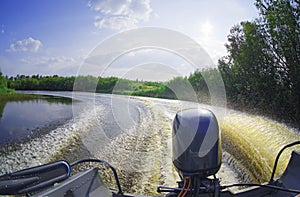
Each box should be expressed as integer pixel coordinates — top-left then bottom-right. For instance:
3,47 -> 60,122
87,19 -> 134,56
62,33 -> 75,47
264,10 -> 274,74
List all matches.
0,0 -> 259,78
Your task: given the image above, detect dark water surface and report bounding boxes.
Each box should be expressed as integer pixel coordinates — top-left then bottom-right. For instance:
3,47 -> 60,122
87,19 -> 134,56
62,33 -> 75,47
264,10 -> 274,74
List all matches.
0,96 -> 73,145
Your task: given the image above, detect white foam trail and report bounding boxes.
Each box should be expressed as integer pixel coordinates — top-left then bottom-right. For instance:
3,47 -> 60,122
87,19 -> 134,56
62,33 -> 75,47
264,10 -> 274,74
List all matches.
0,92 -> 256,195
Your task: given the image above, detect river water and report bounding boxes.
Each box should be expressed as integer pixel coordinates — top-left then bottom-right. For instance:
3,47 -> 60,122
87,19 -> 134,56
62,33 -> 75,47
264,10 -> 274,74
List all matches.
0,96 -> 73,145
0,91 -> 299,195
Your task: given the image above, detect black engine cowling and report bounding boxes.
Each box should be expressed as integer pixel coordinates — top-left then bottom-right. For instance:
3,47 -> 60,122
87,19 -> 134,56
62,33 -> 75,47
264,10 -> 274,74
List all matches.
172,108 -> 221,177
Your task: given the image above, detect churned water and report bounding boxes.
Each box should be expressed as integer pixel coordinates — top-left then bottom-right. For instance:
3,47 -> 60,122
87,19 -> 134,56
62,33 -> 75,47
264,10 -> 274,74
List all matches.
222,111 -> 300,183
0,91 -> 299,195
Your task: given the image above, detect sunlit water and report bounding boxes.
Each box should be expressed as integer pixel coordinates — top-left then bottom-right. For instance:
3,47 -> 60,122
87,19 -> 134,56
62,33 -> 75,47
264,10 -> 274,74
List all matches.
222,112 -> 300,183
0,91 -> 299,195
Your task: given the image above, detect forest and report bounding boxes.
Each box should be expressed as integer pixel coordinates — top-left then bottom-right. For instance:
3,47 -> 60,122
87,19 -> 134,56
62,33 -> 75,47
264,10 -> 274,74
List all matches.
5,71 -> 211,103
218,0 -> 299,125
0,72 -> 8,92
2,0 -> 299,127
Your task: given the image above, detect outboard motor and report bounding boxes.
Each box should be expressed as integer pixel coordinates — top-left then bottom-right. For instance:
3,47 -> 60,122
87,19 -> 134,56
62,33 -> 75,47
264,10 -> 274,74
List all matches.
172,108 -> 221,178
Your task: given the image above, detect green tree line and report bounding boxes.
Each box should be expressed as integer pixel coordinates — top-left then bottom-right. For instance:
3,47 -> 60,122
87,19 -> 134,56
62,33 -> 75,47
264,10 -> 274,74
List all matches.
6,70 -> 211,103
7,75 -> 75,91
218,0 -> 299,126
0,72 -> 7,91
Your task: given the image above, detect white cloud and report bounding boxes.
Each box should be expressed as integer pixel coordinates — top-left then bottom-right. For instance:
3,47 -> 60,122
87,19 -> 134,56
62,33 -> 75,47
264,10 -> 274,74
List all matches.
94,16 -> 136,30
88,0 -> 152,30
7,37 -> 42,52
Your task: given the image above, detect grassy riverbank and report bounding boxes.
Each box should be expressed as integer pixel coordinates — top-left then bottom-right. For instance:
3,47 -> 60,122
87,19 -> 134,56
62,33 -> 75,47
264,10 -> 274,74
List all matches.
0,90 -> 40,101
0,89 -> 41,118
